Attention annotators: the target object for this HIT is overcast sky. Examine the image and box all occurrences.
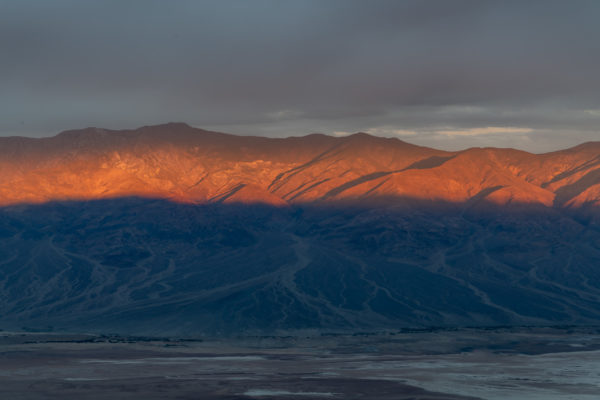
[1,0,599,152]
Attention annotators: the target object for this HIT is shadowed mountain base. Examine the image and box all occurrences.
[1,197,599,335]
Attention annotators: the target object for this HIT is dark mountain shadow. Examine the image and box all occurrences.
[1,196,599,336]
[403,155,456,170]
[210,183,246,203]
[320,155,456,200]
[542,156,600,188]
[322,172,394,199]
[462,186,505,213]
[553,168,600,207]
[268,144,346,192]
[288,178,331,201]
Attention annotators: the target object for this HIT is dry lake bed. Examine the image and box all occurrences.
[1,327,599,400]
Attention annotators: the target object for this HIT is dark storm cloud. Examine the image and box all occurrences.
[1,0,599,151]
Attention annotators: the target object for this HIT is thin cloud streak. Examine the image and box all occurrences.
[435,127,534,137]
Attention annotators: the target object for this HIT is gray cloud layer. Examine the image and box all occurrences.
[1,0,599,151]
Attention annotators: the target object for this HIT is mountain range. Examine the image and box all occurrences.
[1,122,599,209]
[1,123,600,335]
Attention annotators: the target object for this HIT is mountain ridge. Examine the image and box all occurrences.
[0,123,599,209]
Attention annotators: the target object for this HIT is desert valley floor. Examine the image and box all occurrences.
[1,327,599,400]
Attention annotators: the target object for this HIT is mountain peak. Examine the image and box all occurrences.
[350,131,372,137]
[345,132,380,142]
[138,122,193,131]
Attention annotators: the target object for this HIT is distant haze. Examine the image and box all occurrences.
[1,0,599,152]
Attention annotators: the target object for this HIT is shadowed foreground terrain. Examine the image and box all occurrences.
[1,198,600,334]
